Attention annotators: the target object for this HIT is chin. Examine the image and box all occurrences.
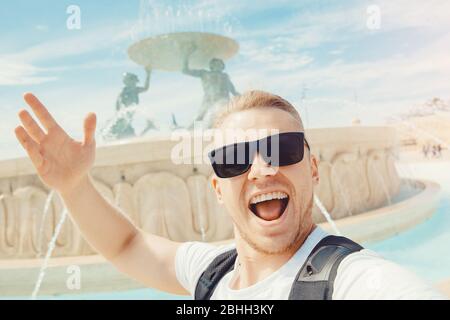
[246,231,299,255]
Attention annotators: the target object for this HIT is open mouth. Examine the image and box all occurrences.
[248,191,289,222]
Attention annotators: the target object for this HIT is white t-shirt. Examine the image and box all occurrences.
[175,227,445,299]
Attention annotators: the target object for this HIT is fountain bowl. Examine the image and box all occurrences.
[128,32,239,71]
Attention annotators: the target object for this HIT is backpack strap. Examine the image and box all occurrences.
[288,235,363,300]
[194,249,237,300]
[194,235,363,300]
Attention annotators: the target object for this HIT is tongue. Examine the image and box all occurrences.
[254,199,284,221]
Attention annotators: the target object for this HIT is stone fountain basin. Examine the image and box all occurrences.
[128,32,239,71]
[319,179,441,243]
[0,177,442,297]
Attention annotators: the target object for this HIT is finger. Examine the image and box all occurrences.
[18,109,46,143]
[83,112,97,146]
[23,93,58,131]
[14,126,45,170]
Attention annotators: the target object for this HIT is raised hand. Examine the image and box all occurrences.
[15,93,97,195]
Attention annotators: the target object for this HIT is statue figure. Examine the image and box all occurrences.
[110,66,156,139]
[182,45,239,126]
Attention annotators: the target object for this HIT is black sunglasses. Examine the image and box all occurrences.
[208,132,310,178]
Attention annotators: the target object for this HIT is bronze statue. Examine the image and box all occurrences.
[110,66,155,139]
[183,45,239,126]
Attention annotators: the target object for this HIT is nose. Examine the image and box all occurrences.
[247,152,278,181]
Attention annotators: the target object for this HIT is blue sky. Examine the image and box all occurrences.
[1,0,450,159]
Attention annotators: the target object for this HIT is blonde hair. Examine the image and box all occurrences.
[213,90,303,128]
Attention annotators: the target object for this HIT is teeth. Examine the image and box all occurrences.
[250,192,288,204]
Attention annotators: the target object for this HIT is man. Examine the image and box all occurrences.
[14,91,444,299]
[182,45,239,127]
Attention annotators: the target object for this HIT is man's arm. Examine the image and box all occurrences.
[61,175,187,294]
[14,93,188,295]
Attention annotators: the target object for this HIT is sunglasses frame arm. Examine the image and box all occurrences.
[304,138,311,151]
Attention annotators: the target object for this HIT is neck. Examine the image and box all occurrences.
[230,224,316,290]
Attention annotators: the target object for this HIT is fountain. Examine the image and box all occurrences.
[313,195,341,236]
[0,10,443,297]
[36,190,55,258]
[129,32,239,128]
[31,209,68,299]
[99,31,240,141]
[128,32,238,72]
[324,161,353,217]
[369,160,392,206]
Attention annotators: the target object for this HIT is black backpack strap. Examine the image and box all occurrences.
[194,249,237,300]
[194,235,363,300]
[288,235,364,300]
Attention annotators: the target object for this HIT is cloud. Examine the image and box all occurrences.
[225,0,450,126]
[1,22,134,86]
[11,25,132,63]
[0,57,57,86]
[240,41,314,72]
[375,0,450,31]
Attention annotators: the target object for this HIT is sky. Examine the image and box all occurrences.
[1,0,450,159]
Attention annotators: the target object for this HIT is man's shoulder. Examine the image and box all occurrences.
[178,241,235,258]
[334,249,445,299]
[175,241,236,296]
[337,248,410,280]
[176,241,236,274]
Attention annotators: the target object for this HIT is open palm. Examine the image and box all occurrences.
[15,93,97,194]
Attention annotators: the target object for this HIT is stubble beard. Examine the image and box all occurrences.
[235,195,314,256]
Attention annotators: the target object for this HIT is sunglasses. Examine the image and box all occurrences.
[208,132,310,178]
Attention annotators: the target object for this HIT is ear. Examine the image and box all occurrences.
[211,175,224,204]
[310,154,320,186]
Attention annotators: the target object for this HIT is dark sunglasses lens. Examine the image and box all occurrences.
[213,163,251,178]
[210,142,252,178]
[279,132,305,165]
[259,132,305,166]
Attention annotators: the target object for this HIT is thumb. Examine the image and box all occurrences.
[83,112,97,146]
